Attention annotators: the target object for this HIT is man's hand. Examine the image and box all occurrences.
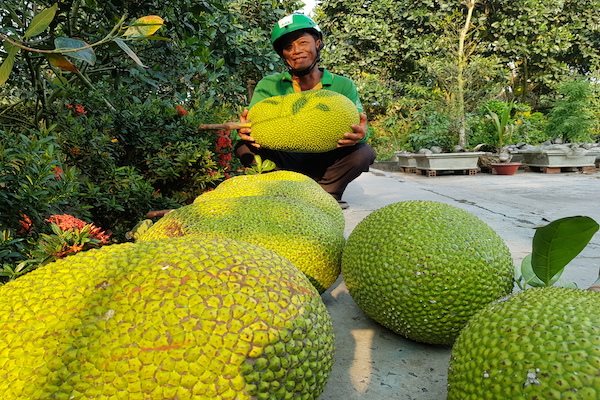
[338,113,367,147]
[238,108,260,148]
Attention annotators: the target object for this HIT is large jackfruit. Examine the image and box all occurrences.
[448,287,600,399]
[342,200,514,345]
[195,170,344,231]
[138,196,344,293]
[247,89,360,152]
[0,236,335,400]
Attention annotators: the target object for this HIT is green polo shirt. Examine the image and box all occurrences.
[248,68,367,142]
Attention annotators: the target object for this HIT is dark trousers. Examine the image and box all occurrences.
[235,142,376,200]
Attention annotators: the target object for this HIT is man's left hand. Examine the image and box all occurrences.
[338,113,368,147]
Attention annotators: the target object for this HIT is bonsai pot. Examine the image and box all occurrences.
[490,162,522,175]
[413,152,485,170]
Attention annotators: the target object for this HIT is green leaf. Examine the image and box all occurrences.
[54,37,96,66]
[531,216,599,285]
[0,43,19,86]
[24,3,58,38]
[520,254,559,287]
[113,38,147,68]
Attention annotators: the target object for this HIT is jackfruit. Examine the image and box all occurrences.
[195,170,344,231]
[138,195,344,293]
[0,236,335,400]
[247,89,360,152]
[342,200,514,345]
[448,287,600,399]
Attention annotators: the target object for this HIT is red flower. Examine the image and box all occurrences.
[18,213,33,235]
[74,104,87,116]
[218,152,232,168]
[175,105,188,116]
[52,166,64,180]
[88,225,111,244]
[215,135,232,152]
[66,103,87,116]
[47,214,111,244]
[47,214,87,231]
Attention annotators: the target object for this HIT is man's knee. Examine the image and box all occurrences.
[352,143,376,171]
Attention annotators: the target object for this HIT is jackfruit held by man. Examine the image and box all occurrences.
[247,89,360,152]
[138,195,345,293]
[0,236,335,400]
[448,287,600,400]
[342,200,514,345]
[194,170,344,231]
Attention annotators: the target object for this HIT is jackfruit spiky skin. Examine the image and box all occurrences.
[342,200,514,345]
[0,236,335,400]
[138,196,344,293]
[448,287,600,400]
[247,89,360,153]
[194,171,344,231]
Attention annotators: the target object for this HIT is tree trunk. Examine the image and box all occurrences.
[457,0,476,148]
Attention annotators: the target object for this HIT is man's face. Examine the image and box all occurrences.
[281,32,320,71]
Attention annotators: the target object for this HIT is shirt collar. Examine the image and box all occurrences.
[282,68,333,86]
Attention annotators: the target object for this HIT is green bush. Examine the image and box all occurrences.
[408,110,456,151]
[546,78,595,143]
[0,127,87,276]
[514,109,550,145]
[0,128,86,231]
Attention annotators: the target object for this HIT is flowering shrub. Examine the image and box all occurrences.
[34,214,111,264]
[215,129,234,173]
[66,103,87,116]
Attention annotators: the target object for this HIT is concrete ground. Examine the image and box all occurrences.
[319,167,600,400]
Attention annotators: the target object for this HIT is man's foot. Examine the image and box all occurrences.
[337,200,349,210]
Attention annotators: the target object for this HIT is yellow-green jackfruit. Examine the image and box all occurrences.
[247,89,359,152]
[195,170,344,231]
[342,200,514,345]
[138,195,344,293]
[0,236,335,400]
[448,287,600,399]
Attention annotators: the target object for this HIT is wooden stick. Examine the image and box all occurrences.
[146,209,174,218]
[198,122,250,131]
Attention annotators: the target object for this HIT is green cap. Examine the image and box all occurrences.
[270,14,322,50]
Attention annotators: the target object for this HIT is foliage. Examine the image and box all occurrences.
[33,214,111,265]
[408,109,456,151]
[0,127,86,232]
[0,0,301,281]
[512,107,550,145]
[545,78,595,143]
[245,155,276,175]
[516,216,599,289]
[317,0,600,103]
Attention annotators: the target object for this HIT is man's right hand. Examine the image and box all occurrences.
[238,109,260,148]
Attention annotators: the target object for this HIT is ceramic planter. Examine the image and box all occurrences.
[521,149,597,168]
[395,152,417,173]
[490,162,522,175]
[413,152,485,171]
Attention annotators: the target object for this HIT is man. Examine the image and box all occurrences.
[235,13,376,209]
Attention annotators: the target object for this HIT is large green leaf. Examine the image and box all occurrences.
[24,3,58,38]
[54,37,96,66]
[531,216,599,285]
[0,43,19,86]
[113,38,147,68]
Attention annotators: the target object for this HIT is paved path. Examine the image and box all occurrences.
[320,168,600,400]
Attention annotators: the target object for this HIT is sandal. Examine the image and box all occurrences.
[337,200,349,210]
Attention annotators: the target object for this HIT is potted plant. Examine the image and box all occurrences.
[480,101,522,175]
[520,78,599,172]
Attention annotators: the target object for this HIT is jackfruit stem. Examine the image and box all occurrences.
[199,122,251,131]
